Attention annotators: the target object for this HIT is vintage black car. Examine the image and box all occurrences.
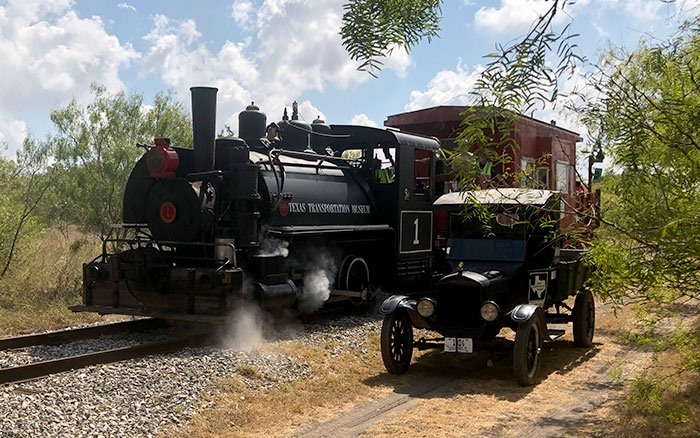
[379,188,594,386]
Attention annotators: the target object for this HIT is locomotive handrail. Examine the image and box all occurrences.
[267,224,391,235]
[270,148,361,170]
[269,148,285,211]
[186,170,223,180]
[98,232,240,268]
[284,119,351,139]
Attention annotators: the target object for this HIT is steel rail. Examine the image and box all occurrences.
[0,332,213,385]
[0,318,169,351]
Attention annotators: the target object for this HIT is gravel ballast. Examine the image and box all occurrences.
[0,313,381,437]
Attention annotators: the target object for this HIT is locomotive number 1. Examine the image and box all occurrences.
[400,211,432,254]
[413,218,420,245]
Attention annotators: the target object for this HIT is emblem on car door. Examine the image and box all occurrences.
[528,272,549,304]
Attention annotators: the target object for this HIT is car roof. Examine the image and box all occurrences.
[434,188,558,207]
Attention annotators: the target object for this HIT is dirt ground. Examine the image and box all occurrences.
[288,303,654,438]
[181,299,700,437]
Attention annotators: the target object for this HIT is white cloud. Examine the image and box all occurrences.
[0,0,138,157]
[142,15,260,130]
[596,0,663,21]
[376,44,412,78]
[231,0,255,28]
[0,0,138,110]
[251,0,370,90]
[0,116,28,158]
[474,0,587,34]
[349,114,378,127]
[141,1,412,133]
[405,61,482,111]
[296,100,326,125]
[475,0,556,33]
[117,3,136,12]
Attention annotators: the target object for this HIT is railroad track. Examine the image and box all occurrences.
[0,319,214,385]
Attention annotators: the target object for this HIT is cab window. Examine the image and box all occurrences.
[414,149,432,193]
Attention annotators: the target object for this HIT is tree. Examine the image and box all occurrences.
[47,85,192,231]
[0,137,53,276]
[575,22,700,304]
[341,0,443,76]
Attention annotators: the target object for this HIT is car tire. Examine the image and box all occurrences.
[380,311,414,374]
[573,289,595,348]
[513,313,544,386]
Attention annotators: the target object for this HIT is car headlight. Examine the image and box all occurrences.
[480,301,500,322]
[416,298,436,318]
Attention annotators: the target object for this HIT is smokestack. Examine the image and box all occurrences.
[190,86,218,172]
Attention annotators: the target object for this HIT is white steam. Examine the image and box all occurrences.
[257,236,289,258]
[298,250,338,313]
[221,303,267,351]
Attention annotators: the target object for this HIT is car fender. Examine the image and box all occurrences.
[510,303,544,324]
[379,295,413,315]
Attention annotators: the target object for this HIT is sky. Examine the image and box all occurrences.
[0,0,698,159]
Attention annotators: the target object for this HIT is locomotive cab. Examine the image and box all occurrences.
[326,126,438,289]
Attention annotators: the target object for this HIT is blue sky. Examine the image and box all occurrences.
[0,0,697,159]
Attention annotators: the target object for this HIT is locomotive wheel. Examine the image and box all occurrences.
[380,311,414,374]
[513,313,544,386]
[572,289,595,348]
[339,255,371,305]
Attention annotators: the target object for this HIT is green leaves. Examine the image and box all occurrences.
[579,23,700,303]
[46,84,191,232]
[340,0,442,76]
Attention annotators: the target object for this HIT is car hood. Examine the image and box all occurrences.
[438,261,524,289]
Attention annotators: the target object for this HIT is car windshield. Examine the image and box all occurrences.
[446,238,526,262]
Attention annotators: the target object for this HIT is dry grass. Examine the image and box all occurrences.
[172,334,393,437]
[173,299,700,437]
[0,227,112,335]
[601,306,700,437]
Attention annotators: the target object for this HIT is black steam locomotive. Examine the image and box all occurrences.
[75,87,440,320]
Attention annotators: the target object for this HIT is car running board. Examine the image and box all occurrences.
[547,328,566,341]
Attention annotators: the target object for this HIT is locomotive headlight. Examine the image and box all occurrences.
[480,301,500,322]
[416,298,436,318]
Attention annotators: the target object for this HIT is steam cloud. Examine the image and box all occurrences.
[298,249,338,313]
[257,234,289,258]
[221,302,267,351]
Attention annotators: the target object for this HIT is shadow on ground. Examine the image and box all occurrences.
[363,337,602,403]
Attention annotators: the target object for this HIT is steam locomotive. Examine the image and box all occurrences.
[75,87,440,321]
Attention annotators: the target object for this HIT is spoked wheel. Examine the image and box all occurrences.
[380,311,414,374]
[339,256,371,306]
[513,314,544,386]
[573,289,595,348]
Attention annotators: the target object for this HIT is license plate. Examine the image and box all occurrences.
[444,337,473,353]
